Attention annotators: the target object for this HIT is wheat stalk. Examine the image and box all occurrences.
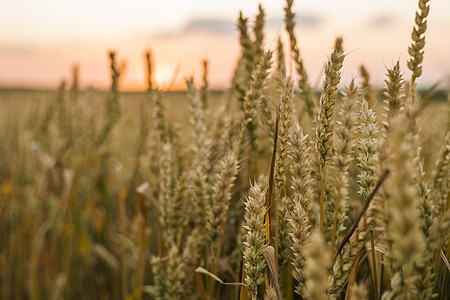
[316,36,345,235]
[243,181,267,300]
[407,0,431,105]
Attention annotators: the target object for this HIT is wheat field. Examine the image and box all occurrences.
[0,0,449,299]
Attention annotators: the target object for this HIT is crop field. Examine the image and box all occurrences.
[0,0,449,299]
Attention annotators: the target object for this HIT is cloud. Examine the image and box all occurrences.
[367,15,396,28]
[184,19,235,34]
[267,14,321,29]
[183,14,321,35]
[153,13,321,39]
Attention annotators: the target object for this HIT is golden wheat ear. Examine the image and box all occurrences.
[243,181,268,300]
[408,0,431,106]
[315,36,345,235]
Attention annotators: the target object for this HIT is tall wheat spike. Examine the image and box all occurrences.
[315,36,345,234]
[408,0,431,105]
[243,181,267,300]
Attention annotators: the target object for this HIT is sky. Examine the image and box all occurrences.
[0,0,449,91]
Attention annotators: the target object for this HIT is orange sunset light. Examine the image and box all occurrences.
[1,0,450,91]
